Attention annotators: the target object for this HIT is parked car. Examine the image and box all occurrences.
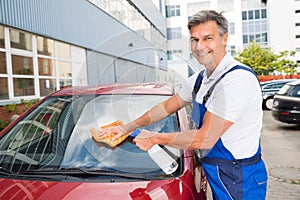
[271,80,300,125]
[0,83,207,200]
[260,79,297,110]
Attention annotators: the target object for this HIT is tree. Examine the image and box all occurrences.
[235,42,298,75]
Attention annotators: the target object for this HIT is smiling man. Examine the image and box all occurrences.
[101,10,268,199]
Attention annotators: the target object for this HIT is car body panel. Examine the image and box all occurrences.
[260,79,297,110]
[271,80,300,124]
[0,83,207,199]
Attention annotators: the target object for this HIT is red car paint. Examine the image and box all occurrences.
[0,83,207,200]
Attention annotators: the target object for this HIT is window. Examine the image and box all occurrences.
[167,27,182,40]
[229,23,235,35]
[255,10,260,19]
[248,10,254,20]
[243,35,248,44]
[37,37,54,57]
[0,25,86,101]
[0,78,9,99]
[261,9,267,18]
[242,11,247,20]
[0,52,6,74]
[13,78,34,96]
[0,25,4,48]
[10,28,32,51]
[12,55,34,75]
[167,49,182,60]
[166,5,180,18]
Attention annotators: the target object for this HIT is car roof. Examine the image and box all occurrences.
[51,83,174,96]
[260,79,297,85]
[286,79,300,86]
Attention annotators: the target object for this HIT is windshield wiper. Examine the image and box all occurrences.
[0,167,80,181]
[24,167,161,181]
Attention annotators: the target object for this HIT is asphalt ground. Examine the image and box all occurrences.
[261,110,300,200]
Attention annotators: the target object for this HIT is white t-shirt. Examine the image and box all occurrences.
[178,53,263,159]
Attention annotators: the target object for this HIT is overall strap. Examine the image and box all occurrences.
[202,65,258,105]
[192,70,205,100]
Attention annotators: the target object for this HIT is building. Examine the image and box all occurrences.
[0,0,168,104]
[165,0,300,83]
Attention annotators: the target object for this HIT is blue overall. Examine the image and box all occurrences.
[192,66,268,200]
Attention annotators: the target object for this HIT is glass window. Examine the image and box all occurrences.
[58,61,72,78]
[57,42,71,59]
[249,34,254,42]
[166,5,180,18]
[248,10,254,20]
[13,78,35,96]
[0,78,9,100]
[242,22,248,33]
[38,58,55,76]
[0,52,7,74]
[255,10,260,19]
[242,11,247,20]
[37,36,54,56]
[0,25,4,48]
[262,33,268,42]
[255,21,261,32]
[256,34,261,43]
[167,27,182,40]
[229,22,235,35]
[10,29,32,51]
[243,35,248,44]
[12,55,34,75]
[39,79,57,96]
[59,79,72,88]
[248,21,254,33]
[261,9,267,18]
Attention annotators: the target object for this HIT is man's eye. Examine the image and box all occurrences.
[191,38,198,43]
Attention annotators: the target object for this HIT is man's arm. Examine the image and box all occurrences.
[133,110,233,151]
[100,93,190,140]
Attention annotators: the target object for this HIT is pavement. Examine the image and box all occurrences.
[261,111,300,200]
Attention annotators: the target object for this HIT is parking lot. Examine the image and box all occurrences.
[261,110,300,199]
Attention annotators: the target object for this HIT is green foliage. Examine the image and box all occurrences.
[0,119,9,132]
[3,103,19,112]
[235,42,298,75]
[21,98,40,111]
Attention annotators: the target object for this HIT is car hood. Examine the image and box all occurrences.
[0,171,202,200]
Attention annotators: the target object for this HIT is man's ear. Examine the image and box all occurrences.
[222,32,228,46]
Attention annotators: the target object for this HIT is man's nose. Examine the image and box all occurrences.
[195,41,205,51]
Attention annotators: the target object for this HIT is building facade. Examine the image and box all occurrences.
[0,0,167,104]
[165,0,299,83]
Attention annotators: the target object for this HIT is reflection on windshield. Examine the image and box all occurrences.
[61,95,181,174]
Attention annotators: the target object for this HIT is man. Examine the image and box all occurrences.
[102,10,268,199]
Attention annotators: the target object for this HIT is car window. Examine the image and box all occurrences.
[290,85,300,97]
[61,94,181,174]
[277,84,292,95]
[275,82,287,89]
[263,83,275,90]
[0,97,71,173]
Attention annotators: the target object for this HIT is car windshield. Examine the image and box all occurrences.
[0,94,182,177]
[277,84,300,97]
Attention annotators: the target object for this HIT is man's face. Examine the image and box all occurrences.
[190,21,228,70]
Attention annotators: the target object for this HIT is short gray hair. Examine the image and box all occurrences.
[187,10,228,36]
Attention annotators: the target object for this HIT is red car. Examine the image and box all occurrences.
[0,83,207,199]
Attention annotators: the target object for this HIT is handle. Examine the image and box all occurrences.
[130,129,140,138]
